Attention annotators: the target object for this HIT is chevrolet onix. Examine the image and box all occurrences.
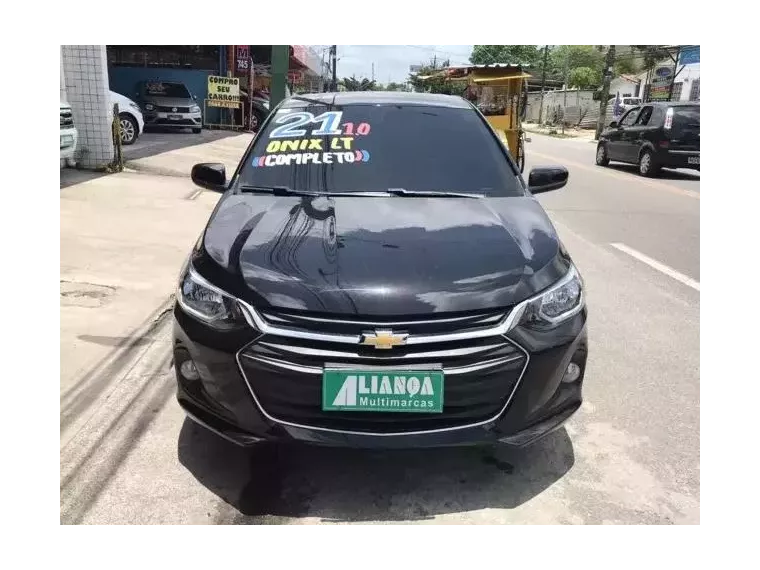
[174,92,588,449]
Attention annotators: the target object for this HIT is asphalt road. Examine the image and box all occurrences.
[60,133,700,524]
[122,128,241,162]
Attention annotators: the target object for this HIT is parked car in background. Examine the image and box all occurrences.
[596,102,700,176]
[136,81,202,134]
[110,90,144,146]
[60,101,77,167]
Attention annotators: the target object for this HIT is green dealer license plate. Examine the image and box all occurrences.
[322,369,444,413]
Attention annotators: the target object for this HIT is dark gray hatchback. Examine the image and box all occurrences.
[596,102,700,176]
[173,91,588,449]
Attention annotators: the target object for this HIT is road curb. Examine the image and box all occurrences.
[124,162,190,178]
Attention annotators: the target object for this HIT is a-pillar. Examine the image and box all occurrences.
[60,45,114,169]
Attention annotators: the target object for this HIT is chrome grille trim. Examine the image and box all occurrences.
[239,300,514,346]
[255,340,509,360]
[259,310,505,328]
[243,353,524,376]
[234,334,530,437]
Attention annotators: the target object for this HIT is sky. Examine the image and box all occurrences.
[330,45,474,85]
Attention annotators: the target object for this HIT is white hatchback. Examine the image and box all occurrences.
[111,90,144,145]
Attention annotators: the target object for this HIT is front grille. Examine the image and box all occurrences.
[238,309,528,433]
[157,105,190,113]
[152,118,197,126]
[60,109,73,129]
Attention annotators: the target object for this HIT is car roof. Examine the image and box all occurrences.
[646,101,699,107]
[281,91,472,109]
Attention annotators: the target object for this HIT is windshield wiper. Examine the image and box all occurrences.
[291,95,342,109]
[386,188,484,198]
[238,184,324,197]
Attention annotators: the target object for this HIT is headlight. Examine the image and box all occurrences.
[145,103,154,111]
[190,105,201,113]
[506,264,584,330]
[177,265,247,329]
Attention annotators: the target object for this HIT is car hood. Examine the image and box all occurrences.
[201,194,567,315]
[142,96,194,107]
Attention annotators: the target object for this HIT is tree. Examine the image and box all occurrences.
[630,45,673,71]
[615,46,643,75]
[550,45,604,76]
[340,75,378,91]
[385,81,406,92]
[568,67,601,89]
[470,45,543,67]
[408,58,465,95]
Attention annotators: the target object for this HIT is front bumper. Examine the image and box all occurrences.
[60,127,77,160]
[172,303,588,449]
[143,111,202,129]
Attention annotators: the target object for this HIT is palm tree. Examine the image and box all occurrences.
[340,75,378,91]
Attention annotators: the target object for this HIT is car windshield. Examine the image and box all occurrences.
[237,102,523,197]
[143,82,190,98]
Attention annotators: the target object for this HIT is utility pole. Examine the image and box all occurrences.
[537,44,550,125]
[270,45,289,109]
[595,45,615,140]
[562,53,569,135]
[667,46,682,102]
[371,62,375,82]
[330,45,337,91]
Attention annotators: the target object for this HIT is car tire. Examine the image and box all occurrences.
[638,149,660,177]
[192,128,202,134]
[595,143,610,166]
[250,109,265,132]
[118,113,138,145]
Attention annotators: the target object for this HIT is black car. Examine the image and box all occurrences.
[596,102,700,176]
[173,92,588,449]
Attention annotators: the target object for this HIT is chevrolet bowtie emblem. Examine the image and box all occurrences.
[360,330,408,350]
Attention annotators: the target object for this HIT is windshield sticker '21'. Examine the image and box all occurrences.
[269,111,371,138]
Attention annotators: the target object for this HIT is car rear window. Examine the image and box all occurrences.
[672,106,700,128]
[143,82,190,98]
[238,102,523,197]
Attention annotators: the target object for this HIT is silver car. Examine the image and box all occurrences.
[137,81,202,133]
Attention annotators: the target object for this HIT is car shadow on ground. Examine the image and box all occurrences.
[177,418,575,523]
[606,163,700,182]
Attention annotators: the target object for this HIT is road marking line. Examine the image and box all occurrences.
[186,188,203,200]
[609,243,700,291]
[529,150,700,199]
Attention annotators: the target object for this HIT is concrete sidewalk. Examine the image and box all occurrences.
[60,134,250,447]
[125,133,253,178]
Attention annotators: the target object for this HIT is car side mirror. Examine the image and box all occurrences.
[191,163,226,193]
[528,166,569,194]
[609,120,618,128]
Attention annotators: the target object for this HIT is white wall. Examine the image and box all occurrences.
[61,45,114,169]
[610,77,640,98]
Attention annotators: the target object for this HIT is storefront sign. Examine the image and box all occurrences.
[649,66,674,101]
[207,75,240,108]
[236,46,250,73]
[680,46,700,65]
